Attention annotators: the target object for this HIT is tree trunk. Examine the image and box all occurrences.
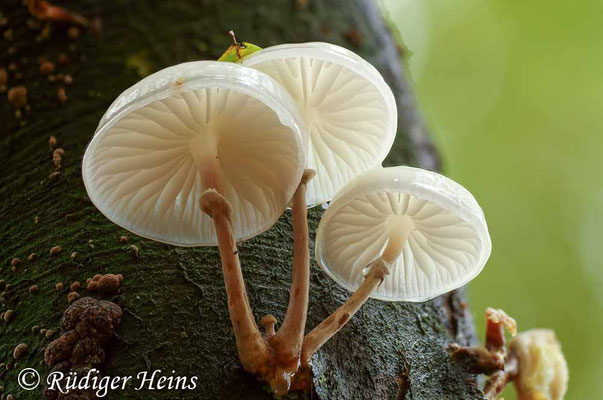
[0,0,484,398]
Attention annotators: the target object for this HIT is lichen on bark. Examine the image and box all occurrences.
[0,0,484,398]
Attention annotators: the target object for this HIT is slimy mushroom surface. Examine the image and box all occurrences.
[242,43,397,206]
[83,61,306,246]
[315,166,491,301]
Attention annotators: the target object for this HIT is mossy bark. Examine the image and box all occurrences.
[0,0,484,398]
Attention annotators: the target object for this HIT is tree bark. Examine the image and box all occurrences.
[0,0,484,398]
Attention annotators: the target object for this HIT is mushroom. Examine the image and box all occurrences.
[302,166,491,365]
[82,61,306,246]
[83,60,311,394]
[242,42,397,205]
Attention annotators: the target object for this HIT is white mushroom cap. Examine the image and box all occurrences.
[83,61,306,246]
[242,42,397,206]
[315,166,491,302]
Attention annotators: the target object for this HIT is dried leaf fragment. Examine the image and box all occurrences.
[28,0,89,27]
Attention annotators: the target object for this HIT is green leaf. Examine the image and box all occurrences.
[218,42,262,63]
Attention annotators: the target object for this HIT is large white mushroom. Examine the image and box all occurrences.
[82,60,311,394]
[301,166,491,364]
[241,42,398,206]
[83,61,306,246]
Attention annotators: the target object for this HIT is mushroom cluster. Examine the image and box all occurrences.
[81,33,562,397]
[44,297,122,400]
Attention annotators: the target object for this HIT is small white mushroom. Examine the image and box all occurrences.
[302,166,491,363]
[242,43,397,206]
[315,166,491,302]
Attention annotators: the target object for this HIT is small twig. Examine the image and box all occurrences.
[124,308,144,323]
[228,30,239,46]
[483,356,518,399]
[450,308,516,375]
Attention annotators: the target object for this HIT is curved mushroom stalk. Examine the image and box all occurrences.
[269,169,316,360]
[300,259,389,364]
[199,171,316,397]
[300,229,406,366]
[199,189,269,372]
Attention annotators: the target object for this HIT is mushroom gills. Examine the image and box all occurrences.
[242,43,398,206]
[86,87,302,245]
[321,190,485,302]
[257,56,390,205]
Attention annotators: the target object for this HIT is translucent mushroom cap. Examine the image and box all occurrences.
[242,42,397,206]
[315,166,491,302]
[83,61,306,246]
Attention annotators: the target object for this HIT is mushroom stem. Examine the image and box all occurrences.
[271,170,315,360]
[300,258,390,365]
[382,215,414,264]
[192,134,223,193]
[300,224,411,365]
[199,189,269,372]
[260,314,278,338]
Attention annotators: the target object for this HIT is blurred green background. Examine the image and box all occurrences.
[380,1,603,398]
